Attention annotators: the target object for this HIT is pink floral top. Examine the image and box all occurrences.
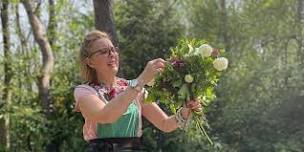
[74,78,145,141]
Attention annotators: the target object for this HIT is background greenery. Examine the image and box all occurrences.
[0,0,303,151]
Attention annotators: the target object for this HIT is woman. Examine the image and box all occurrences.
[74,30,202,152]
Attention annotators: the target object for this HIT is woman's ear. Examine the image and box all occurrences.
[84,57,95,69]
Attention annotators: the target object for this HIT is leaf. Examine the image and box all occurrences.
[172,80,182,88]
[178,83,190,102]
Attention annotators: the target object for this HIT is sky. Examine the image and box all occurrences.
[0,0,93,56]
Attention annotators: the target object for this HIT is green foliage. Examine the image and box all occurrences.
[115,0,184,78]
[184,0,304,151]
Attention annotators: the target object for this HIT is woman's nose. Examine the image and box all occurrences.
[108,47,117,57]
[108,49,115,57]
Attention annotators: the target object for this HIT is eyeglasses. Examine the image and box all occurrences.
[88,47,119,58]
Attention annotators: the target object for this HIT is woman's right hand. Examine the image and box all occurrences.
[137,58,166,85]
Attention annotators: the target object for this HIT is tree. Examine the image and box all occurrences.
[0,0,12,150]
[115,0,183,78]
[22,0,54,118]
[1,0,303,151]
[22,0,56,151]
[184,0,304,151]
[93,0,118,46]
[47,0,56,47]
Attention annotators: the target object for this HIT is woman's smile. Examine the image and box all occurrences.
[107,59,118,67]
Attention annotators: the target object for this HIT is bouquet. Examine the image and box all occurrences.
[146,39,228,145]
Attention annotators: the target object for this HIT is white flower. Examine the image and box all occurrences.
[147,79,155,86]
[185,44,195,57]
[213,57,228,71]
[187,48,200,57]
[198,44,213,57]
[189,48,201,56]
[184,74,194,83]
[193,48,200,56]
[188,44,194,53]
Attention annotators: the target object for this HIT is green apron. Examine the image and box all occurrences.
[97,101,139,138]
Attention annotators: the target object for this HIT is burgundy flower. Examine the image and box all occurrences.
[108,88,117,99]
[170,58,186,70]
[211,48,220,57]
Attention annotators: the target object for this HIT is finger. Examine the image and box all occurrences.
[151,64,164,73]
[193,107,203,112]
[186,100,198,107]
[190,104,202,110]
[156,67,164,73]
[154,58,166,62]
[188,103,201,109]
[153,58,166,65]
[186,101,194,108]
[186,103,196,108]
[154,61,165,69]
[192,101,200,107]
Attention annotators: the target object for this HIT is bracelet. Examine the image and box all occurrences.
[129,79,144,93]
[175,108,191,130]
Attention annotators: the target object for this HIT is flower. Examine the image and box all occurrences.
[188,44,194,53]
[185,44,196,57]
[170,58,186,71]
[211,48,220,57]
[147,39,227,145]
[194,48,200,56]
[147,79,155,86]
[198,44,213,57]
[213,57,228,71]
[184,74,194,83]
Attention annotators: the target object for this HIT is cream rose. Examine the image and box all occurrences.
[184,74,194,83]
[198,44,213,57]
[213,57,228,71]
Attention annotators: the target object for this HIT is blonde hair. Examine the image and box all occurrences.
[79,30,110,83]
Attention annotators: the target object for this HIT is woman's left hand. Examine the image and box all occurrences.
[181,99,202,120]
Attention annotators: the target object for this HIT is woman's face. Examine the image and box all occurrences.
[88,38,119,75]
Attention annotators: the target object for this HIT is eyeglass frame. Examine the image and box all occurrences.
[87,46,119,58]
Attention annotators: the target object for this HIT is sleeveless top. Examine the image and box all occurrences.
[74,78,145,141]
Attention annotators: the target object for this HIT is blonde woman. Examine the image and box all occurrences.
[74,30,202,152]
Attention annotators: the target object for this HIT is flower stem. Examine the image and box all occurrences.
[195,116,213,145]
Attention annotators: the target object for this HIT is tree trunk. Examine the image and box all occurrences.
[0,0,12,150]
[16,4,29,54]
[16,3,33,93]
[47,0,56,47]
[93,0,118,46]
[92,0,124,76]
[22,1,57,151]
[22,0,54,117]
